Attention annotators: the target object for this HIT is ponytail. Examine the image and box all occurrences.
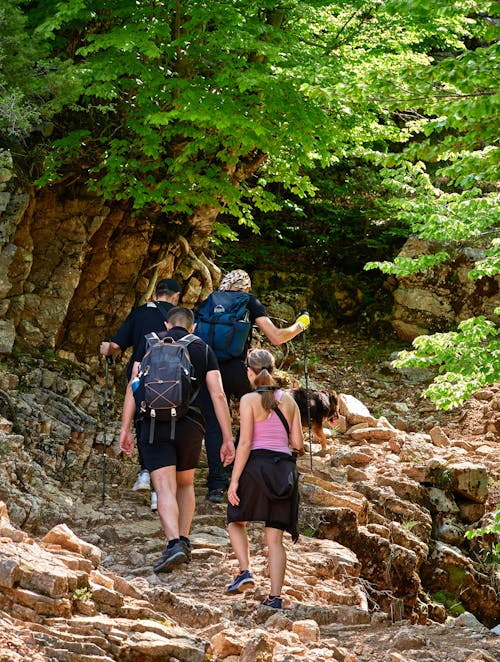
[254,370,277,411]
[246,348,277,412]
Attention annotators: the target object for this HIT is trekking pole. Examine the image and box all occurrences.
[102,354,112,505]
[302,322,313,472]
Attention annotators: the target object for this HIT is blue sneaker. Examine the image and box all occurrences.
[261,595,282,609]
[226,570,255,594]
[153,541,188,573]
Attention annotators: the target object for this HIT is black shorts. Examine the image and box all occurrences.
[137,410,205,472]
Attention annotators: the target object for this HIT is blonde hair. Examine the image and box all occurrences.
[247,349,276,411]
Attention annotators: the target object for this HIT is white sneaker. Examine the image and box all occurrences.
[150,491,158,512]
[133,470,151,491]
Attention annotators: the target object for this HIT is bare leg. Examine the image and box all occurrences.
[265,527,285,596]
[176,469,196,538]
[228,521,251,571]
[151,466,179,540]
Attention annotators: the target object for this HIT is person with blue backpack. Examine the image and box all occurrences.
[194,269,310,503]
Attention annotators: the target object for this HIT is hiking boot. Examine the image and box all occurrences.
[205,489,225,504]
[133,470,151,491]
[261,595,282,609]
[226,570,255,594]
[150,490,158,512]
[153,541,188,573]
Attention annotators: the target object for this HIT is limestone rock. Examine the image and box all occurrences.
[338,394,377,426]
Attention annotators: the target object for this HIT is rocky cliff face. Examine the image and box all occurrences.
[1,164,498,364]
[390,238,500,342]
[0,168,220,365]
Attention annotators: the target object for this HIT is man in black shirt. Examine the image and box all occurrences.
[119,307,235,573]
[100,278,181,505]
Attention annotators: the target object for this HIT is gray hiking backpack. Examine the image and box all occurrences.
[133,333,199,442]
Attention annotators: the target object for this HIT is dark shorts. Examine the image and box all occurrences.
[137,410,205,472]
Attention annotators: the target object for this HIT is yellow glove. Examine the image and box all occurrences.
[295,311,310,331]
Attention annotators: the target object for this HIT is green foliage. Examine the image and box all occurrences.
[465,504,500,562]
[362,2,499,408]
[71,586,93,602]
[25,0,493,222]
[366,252,450,276]
[0,0,79,139]
[469,239,500,280]
[0,438,11,458]
[433,590,466,617]
[0,0,46,136]
[394,317,500,409]
[33,0,345,215]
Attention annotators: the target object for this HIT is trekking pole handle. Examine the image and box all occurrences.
[296,309,310,332]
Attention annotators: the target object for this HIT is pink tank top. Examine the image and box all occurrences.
[251,390,291,454]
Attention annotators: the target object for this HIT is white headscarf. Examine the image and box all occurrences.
[219,269,252,291]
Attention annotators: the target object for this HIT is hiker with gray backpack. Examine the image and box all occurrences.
[119,307,235,573]
[194,269,310,504]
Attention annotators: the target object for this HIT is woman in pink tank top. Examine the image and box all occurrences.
[225,349,304,609]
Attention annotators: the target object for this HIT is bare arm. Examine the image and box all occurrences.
[254,315,305,346]
[227,394,254,506]
[118,361,139,457]
[286,395,304,454]
[205,370,235,465]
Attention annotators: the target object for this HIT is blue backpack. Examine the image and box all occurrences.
[194,291,251,361]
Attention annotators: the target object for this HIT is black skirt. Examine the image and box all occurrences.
[227,449,300,542]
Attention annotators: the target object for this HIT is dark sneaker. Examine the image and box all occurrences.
[261,595,282,609]
[153,541,188,573]
[205,489,225,504]
[226,570,255,594]
[180,537,192,561]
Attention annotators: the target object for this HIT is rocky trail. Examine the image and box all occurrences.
[0,330,499,661]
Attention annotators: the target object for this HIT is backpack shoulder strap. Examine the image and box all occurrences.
[273,405,290,437]
[177,332,197,344]
[178,333,209,368]
[144,331,162,351]
[153,301,170,322]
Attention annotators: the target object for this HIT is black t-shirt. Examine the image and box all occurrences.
[111,301,174,377]
[246,293,268,323]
